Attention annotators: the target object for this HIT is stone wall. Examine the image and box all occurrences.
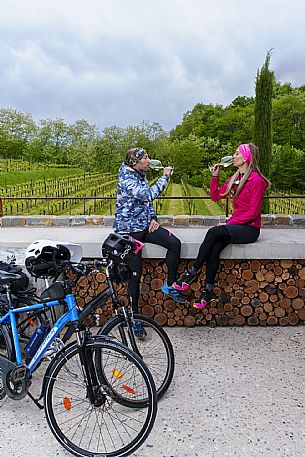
[1,214,305,227]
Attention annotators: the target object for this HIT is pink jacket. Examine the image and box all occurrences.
[210,172,268,228]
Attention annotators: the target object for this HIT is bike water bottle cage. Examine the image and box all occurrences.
[101,233,145,264]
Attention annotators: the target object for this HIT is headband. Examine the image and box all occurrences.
[238,144,252,164]
[125,148,147,167]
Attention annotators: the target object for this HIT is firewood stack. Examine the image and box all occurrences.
[72,259,305,327]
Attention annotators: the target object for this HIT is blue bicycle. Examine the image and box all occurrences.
[0,271,157,457]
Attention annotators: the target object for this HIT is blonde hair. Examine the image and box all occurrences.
[220,144,270,201]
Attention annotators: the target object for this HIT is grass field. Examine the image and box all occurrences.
[157,182,224,216]
[188,184,224,215]
[160,182,189,215]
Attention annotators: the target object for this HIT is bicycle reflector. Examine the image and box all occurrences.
[63,396,72,411]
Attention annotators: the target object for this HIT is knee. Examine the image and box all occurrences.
[205,225,224,241]
[169,235,181,252]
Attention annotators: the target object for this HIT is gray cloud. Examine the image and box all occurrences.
[0,0,305,131]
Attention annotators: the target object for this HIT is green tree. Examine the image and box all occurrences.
[0,108,37,158]
[273,92,305,149]
[170,103,224,141]
[253,51,274,213]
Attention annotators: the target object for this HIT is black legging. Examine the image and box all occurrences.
[194,224,260,285]
[128,226,181,312]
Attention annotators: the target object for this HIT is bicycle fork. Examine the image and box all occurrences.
[75,331,106,407]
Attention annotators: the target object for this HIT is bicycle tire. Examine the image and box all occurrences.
[0,324,15,400]
[44,338,157,457]
[98,314,175,402]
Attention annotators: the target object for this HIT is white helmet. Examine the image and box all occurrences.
[25,239,83,278]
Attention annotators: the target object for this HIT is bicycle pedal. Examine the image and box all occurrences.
[11,366,27,382]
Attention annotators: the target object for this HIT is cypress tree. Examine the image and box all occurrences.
[253,50,274,213]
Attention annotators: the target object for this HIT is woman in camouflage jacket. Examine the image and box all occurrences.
[113,148,186,321]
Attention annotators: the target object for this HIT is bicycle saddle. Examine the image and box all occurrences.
[0,271,22,286]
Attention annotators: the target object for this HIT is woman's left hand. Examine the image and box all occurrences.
[149,219,160,232]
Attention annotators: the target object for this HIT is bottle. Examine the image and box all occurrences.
[24,322,49,358]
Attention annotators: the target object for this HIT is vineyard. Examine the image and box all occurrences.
[0,159,304,216]
[0,159,118,216]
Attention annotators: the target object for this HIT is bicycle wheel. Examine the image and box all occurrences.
[0,324,15,400]
[98,314,175,401]
[44,338,157,457]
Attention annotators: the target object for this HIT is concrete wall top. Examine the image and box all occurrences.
[1,222,305,262]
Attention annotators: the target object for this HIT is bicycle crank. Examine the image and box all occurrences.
[0,356,31,400]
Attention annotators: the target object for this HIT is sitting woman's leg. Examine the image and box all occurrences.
[193,241,229,308]
[173,225,231,290]
[145,227,185,303]
[127,250,143,313]
[194,224,260,308]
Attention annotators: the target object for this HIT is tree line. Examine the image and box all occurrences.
[1,78,305,192]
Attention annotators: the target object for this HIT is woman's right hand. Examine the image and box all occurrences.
[212,164,220,177]
[163,166,173,177]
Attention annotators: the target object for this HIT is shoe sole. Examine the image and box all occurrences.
[172,282,189,291]
[173,274,196,291]
[193,298,217,309]
[162,288,187,304]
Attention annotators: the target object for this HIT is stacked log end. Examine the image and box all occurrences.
[71,259,305,327]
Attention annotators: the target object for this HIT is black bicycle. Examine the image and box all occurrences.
[4,234,175,402]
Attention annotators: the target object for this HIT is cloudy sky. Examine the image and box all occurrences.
[0,0,304,132]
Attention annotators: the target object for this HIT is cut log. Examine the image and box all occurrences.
[151,279,163,290]
[288,313,299,325]
[265,271,275,283]
[250,260,261,272]
[280,260,293,269]
[292,298,304,310]
[217,315,229,326]
[184,315,196,327]
[244,280,259,294]
[263,303,273,313]
[267,316,278,325]
[234,315,246,326]
[154,313,167,326]
[297,308,305,321]
[274,307,285,318]
[284,286,298,299]
[298,267,305,280]
[279,317,289,325]
[242,270,253,280]
[142,304,154,317]
[241,305,252,317]
[258,292,269,303]
[247,316,259,326]
[251,298,261,308]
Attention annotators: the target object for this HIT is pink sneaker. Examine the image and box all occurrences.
[193,299,208,309]
[172,281,189,291]
[172,269,197,291]
[193,291,216,309]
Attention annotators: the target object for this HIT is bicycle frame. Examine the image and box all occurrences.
[0,293,79,373]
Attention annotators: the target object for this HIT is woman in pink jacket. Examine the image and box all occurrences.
[173,143,269,308]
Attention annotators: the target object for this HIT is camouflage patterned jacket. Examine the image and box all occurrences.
[113,163,169,233]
